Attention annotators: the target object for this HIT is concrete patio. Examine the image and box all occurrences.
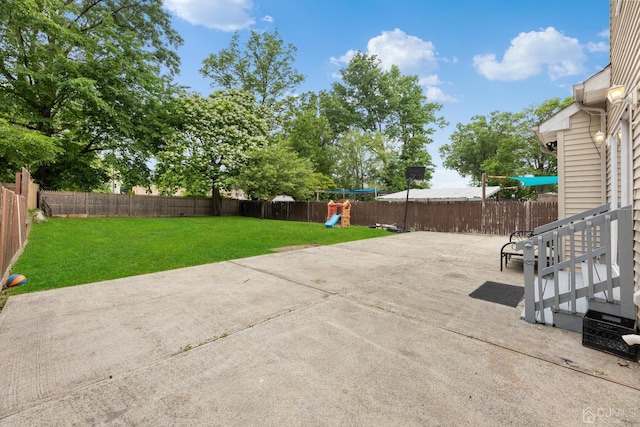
[0,231,639,425]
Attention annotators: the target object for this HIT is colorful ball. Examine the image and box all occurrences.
[6,274,27,288]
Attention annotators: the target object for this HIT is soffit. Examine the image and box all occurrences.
[573,66,610,106]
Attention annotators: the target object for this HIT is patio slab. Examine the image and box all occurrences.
[0,262,326,416]
[0,231,639,425]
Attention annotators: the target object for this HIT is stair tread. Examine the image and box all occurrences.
[528,264,621,324]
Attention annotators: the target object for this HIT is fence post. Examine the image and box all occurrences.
[0,184,29,282]
[0,188,9,275]
[14,171,21,195]
[485,202,488,234]
[618,207,635,319]
[20,168,29,199]
[522,239,536,323]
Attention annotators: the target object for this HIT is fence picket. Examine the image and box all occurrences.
[0,169,31,285]
[36,192,557,235]
[239,200,557,235]
[39,191,240,217]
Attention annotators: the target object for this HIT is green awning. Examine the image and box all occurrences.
[509,176,558,187]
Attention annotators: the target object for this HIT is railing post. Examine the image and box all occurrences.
[523,240,536,323]
[618,207,635,319]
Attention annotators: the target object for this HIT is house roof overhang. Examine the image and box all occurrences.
[534,65,610,154]
[533,103,581,154]
[573,65,610,106]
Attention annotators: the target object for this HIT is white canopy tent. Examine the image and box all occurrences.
[269,195,295,202]
[376,187,501,202]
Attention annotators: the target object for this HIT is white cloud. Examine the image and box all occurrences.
[163,0,255,31]
[366,28,438,72]
[329,49,358,66]
[261,15,274,23]
[473,27,586,81]
[330,29,457,102]
[587,29,609,52]
[587,41,608,52]
[330,30,439,72]
[419,75,442,86]
[425,86,458,103]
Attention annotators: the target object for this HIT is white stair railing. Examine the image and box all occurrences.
[519,206,634,326]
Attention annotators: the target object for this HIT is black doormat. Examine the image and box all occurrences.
[469,281,524,308]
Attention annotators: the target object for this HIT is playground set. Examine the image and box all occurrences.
[325,199,351,228]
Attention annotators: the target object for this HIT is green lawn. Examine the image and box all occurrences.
[5,216,389,296]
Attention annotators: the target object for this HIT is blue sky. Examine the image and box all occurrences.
[162,0,609,188]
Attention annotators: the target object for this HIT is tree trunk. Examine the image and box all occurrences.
[212,182,221,216]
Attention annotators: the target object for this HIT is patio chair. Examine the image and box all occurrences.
[500,204,611,272]
[500,230,534,271]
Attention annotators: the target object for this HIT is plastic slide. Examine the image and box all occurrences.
[325,213,341,228]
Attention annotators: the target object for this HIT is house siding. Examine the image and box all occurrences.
[605,138,622,205]
[611,0,640,321]
[560,112,603,218]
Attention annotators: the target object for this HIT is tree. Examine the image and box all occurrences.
[519,98,570,175]
[439,97,570,197]
[333,130,386,189]
[385,67,446,167]
[0,119,60,182]
[235,142,315,201]
[278,92,337,176]
[440,112,516,183]
[313,173,337,193]
[326,53,391,133]
[154,90,270,214]
[0,0,182,189]
[200,29,304,110]
[324,52,446,188]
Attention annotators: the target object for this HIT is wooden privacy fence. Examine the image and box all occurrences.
[40,191,240,217]
[36,190,557,235]
[1,169,32,285]
[240,200,558,235]
[0,182,39,210]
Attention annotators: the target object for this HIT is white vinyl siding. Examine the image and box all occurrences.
[559,112,603,218]
[605,138,622,205]
[611,0,640,320]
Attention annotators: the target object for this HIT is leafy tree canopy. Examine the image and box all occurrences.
[278,92,337,177]
[439,97,571,197]
[234,142,315,201]
[323,52,446,189]
[154,90,270,212]
[0,0,182,189]
[200,29,304,111]
[0,119,61,182]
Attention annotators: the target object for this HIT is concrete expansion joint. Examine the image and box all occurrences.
[344,295,640,393]
[228,260,338,295]
[339,244,427,262]
[0,302,328,422]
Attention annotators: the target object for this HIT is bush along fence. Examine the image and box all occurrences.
[39,191,240,217]
[240,199,558,236]
[0,169,33,287]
